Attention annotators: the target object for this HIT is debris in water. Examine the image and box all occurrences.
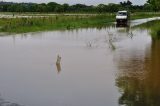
[56,55,61,73]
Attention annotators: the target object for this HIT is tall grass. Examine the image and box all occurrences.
[131,12,160,20]
[135,20,160,39]
[0,12,160,33]
[150,21,160,39]
[0,14,115,33]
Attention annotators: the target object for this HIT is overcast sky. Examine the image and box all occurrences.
[4,0,147,5]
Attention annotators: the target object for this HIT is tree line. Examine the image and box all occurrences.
[0,0,159,13]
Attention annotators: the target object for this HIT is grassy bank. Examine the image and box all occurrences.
[149,21,160,39]
[135,20,160,39]
[130,12,160,20]
[0,14,115,33]
[0,12,160,33]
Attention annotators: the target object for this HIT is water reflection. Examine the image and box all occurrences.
[0,95,23,106]
[116,23,129,28]
[116,39,160,106]
[0,18,159,106]
[56,63,61,73]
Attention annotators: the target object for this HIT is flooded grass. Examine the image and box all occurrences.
[0,12,159,33]
[0,14,115,33]
[135,20,160,39]
[150,21,160,39]
[0,19,159,106]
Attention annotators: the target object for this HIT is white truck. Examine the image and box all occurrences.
[116,11,129,25]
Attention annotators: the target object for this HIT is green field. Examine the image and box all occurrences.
[0,12,160,33]
[0,14,115,33]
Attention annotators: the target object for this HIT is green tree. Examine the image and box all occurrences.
[62,3,69,12]
[143,3,153,11]
[147,0,160,11]
[47,2,60,12]
[28,4,38,12]
[97,4,107,13]
[107,3,120,12]
[120,0,132,11]
[36,3,47,12]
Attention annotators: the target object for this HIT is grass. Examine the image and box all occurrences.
[135,20,160,39]
[149,21,160,39]
[0,14,115,33]
[130,12,160,20]
[0,12,160,33]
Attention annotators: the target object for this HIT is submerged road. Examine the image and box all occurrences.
[0,17,159,106]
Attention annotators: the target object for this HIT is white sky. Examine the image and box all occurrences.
[4,0,147,5]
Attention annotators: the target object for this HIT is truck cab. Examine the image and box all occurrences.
[116,11,129,26]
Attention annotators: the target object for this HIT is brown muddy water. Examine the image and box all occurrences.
[0,18,160,106]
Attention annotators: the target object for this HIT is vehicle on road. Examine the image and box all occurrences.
[116,10,129,26]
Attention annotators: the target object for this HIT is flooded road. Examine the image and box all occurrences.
[0,18,160,106]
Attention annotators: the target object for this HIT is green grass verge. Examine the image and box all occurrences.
[0,14,115,33]
[130,12,160,20]
[135,20,160,39]
[0,12,160,33]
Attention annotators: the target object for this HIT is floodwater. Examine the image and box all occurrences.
[0,18,160,106]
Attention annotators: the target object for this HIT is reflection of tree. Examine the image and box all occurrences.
[116,39,160,106]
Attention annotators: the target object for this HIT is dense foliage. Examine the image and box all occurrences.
[147,0,160,11]
[0,0,158,13]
